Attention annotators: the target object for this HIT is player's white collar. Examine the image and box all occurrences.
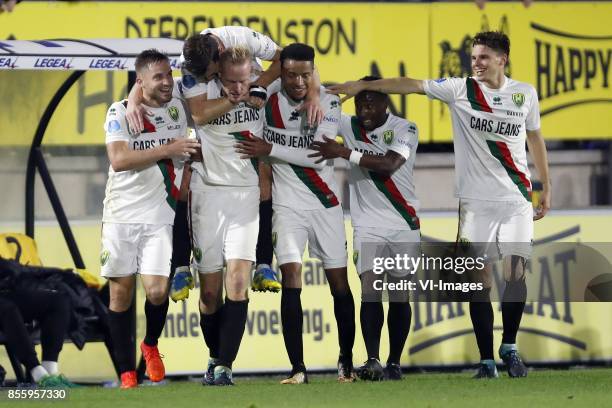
[368,113,392,134]
[477,75,509,92]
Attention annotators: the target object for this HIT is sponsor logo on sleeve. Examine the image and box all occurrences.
[182,74,197,89]
[108,120,121,132]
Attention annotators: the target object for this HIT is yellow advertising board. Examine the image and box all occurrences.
[0,2,430,146]
[1,210,611,379]
[430,2,612,141]
[1,2,610,145]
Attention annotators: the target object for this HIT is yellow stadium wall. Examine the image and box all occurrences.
[0,2,610,146]
[1,210,611,380]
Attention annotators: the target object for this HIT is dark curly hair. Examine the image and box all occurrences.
[472,31,510,56]
[182,33,221,79]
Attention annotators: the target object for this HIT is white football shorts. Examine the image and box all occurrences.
[458,198,533,259]
[353,226,421,277]
[190,186,259,273]
[273,204,347,269]
[100,222,173,278]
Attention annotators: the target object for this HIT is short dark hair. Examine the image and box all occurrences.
[135,49,169,73]
[280,43,315,67]
[357,75,387,100]
[182,34,221,78]
[472,31,510,56]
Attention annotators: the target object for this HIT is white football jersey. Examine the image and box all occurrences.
[264,86,342,210]
[188,78,264,189]
[180,26,279,99]
[339,113,420,230]
[424,76,540,202]
[103,99,189,224]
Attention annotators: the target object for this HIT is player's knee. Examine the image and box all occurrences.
[280,268,301,288]
[504,255,527,282]
[109,288,133,312]
[200,288,221,307]
[225,286,248,301]
[145,286,168,305]
[360,271,381,302]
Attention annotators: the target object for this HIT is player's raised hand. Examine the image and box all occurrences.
[235,138,272,159]
[126,103,153,135]
[298,97,324,126]
[533,184,551,221]
[165,138,201,159]
[308,136,349,163]
[326,81,366,104]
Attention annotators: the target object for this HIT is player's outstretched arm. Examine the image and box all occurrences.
[327,77,426,103]
[252,49,282,89]
[187,89,249,126]
[126,82,153,134]
[235,138,326,169]
[310,136,405,176]
[107,139,201,172]
[526,128,551,220]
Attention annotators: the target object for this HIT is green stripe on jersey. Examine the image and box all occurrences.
[157,159,178,209]
[486,140,532,202]
[370,172,419,229]
[290,165,339,208]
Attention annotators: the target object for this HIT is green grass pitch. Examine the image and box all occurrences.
[4,369,611,407]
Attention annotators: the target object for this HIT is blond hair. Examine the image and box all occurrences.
[219,46,252,69]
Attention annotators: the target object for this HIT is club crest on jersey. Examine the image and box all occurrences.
[168,106,179,122]
[383,130,394,144]
[512,93,525,108]
[100,249,110,266]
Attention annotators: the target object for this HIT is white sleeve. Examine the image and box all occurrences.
[337,114,351,146]
[104,102,130,144]
[243,27,279,61]
[314,93,341,142]
[388,121,418,160]
[267,78,282,96]
[423,77,462,104]
[172,77,184,100]
[525,86,541,131]
[179,70,207,99]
